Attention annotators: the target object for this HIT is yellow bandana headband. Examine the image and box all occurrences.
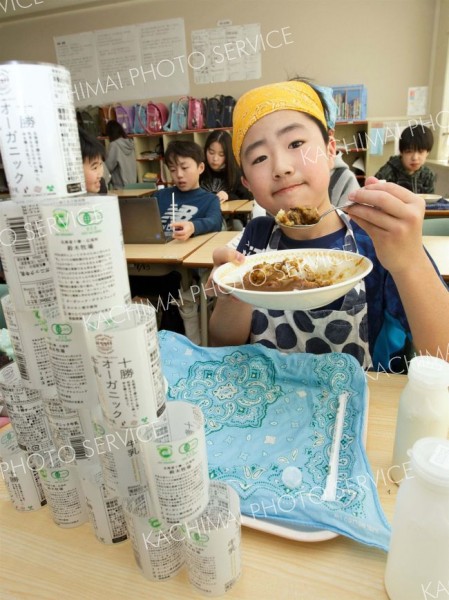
[232,81,327,165]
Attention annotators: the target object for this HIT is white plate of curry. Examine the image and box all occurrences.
[213,248,373,311]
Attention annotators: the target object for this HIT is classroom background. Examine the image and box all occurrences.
[0,0,448,191]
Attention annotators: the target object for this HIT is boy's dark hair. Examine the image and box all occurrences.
[164,140,204,167]
[399,125,434,153]
[202,130,239,189]
[78,126,106,162]
[105,119,128,142]
[288,76,330,144]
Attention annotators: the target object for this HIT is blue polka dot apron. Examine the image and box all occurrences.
[250,212,371,369]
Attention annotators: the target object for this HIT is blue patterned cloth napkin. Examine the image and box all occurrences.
[159,331,390,551]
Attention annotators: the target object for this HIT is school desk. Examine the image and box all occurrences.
[220,199,253,215]
[423,235,449,283]
[111,188,156,198]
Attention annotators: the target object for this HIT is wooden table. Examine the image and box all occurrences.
[425,209,449,218]
[0,373,405,599]
[220,199,253,215]
[182,231,242,268]
[423,235,449,283]
[111,188,156,198]
[125,233,217,314]
[125,233,217,265]
[234,200,254,215]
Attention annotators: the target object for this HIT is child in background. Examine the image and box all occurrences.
[375,125,435,193]
[105,120,137,189]
[78,126,109,193]
[200,130,251,202]
[208,80,449,371]
[155,140,222,240]
[132,141,221,343]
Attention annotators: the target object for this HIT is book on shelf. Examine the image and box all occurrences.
[331,85,367,122]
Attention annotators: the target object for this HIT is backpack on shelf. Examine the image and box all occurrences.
[140,101,169,133]
[76,105,103,137]
[203,96,223,128]
[187,97,205,130]
[163,98,188,132]
[133,104,147,134]
[114,104,135,134]
[220,95,237,127]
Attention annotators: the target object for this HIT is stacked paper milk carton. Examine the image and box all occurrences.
[0,62,240,595]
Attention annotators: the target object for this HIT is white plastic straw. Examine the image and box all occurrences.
[171,192,175,226]
[321,391,349,502]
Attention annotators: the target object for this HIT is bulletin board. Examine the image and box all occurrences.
[54,18,190,105]
[191,23,261,84]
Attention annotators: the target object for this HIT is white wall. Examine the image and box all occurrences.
[0,0,440,117]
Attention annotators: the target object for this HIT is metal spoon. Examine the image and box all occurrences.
[274,203,354,229]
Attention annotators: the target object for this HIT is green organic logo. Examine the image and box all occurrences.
[51,323,72,336]
[76,210,103,226]
[93,422,105,436]
[53,209,70,230]
[190,532,209,545]
[158,445,172,459]
[148,518,162,529]
[1,431,14,444]
[51,469,69,480]
[179,438,198,454]
[40,469,48,479]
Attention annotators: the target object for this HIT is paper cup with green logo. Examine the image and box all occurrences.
[38,196,131,322]
[77,460,128,545]
[0,362,53,453]
[123,492,185,581]
[37,455,88,528]
[183,481,242,596]
[45,316,99,409]
[84,303,166,429]
[0,62,85,199]
[1,296,56,392]
[0,425,46,511]
[138,401,209,525]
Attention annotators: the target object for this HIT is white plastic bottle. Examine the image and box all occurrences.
[384,437,449,600]
[390,356,449,484]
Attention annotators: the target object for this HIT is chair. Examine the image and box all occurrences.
[422,218,449,236]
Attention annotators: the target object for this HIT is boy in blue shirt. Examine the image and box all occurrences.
[208,80,449,371]
[155,140,222,239]
[132,141,221,342]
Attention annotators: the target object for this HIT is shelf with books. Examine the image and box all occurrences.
[132,127,232,184]
[331,86,367,123]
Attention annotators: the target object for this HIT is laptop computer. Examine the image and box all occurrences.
[118,196,171,244]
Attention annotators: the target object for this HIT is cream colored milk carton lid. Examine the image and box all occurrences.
[410,437,449,488]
